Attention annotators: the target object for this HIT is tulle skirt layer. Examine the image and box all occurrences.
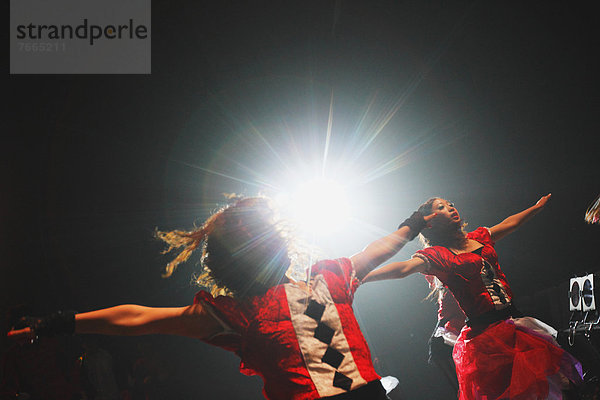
[453,317,583,400]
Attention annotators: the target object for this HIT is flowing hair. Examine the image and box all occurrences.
[156,211,220,278]
[585,194,600,224]
[424,275,448,302]
[156,196,294,298]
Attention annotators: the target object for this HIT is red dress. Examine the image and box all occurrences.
[415,228,583,400]
[194,258,381,400]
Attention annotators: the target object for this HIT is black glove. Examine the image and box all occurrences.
[397,211,427,240]
[18,310,76,337]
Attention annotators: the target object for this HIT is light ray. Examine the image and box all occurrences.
[346,3,472,169]
[245,120,292,175]
[322,90,334,177]
[355,119,470,185]
[212,94,292,174]
[167,158,268,189]
[210,149,281,190]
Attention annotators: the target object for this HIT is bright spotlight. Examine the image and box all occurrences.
[282,178,351,236]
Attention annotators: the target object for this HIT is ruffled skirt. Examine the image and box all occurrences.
[453,317,583,400]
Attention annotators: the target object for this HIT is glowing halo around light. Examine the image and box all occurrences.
[276,178,352,236]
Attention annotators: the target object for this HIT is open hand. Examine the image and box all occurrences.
[535,193,552,209]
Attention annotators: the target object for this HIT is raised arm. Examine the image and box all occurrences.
[351,212,436,280]
[489,193,551,242]
[8,303,222,342]
[362,257,428,283]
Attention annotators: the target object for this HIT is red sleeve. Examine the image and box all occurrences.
[415,246,453,275]
[311,258,360,303]
[467,227,495,247]
[193,291,247,353]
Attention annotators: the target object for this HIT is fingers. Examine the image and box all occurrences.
[535,193,552,209]
[538,193,552,204]
[423,212,438,222]
[7,327,34,340]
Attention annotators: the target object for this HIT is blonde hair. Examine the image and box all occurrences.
[156,212,219,278]
[424,276,447,302]
[585,194,600,224]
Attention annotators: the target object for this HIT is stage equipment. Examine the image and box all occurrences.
[567,274,599,347]
[569,276,584,311]
[569,273,598,312]
[558,273,600,387]
[581,273,597,312]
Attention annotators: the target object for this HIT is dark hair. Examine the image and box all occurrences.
[417,197,467,248]
[156,197,291,298]
[417,197,437,217]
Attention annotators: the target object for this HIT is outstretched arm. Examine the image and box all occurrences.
[8,303,222,341]
[489,193,551,242]
[76,304,221,338]
[351,213,436,280]
[362,257,428,283]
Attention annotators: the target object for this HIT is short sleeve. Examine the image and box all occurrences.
[414,247,452,275]
[311,258,360,302]
[194,291,247,353]
[467,227,495,246]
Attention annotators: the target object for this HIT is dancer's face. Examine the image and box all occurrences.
[428,198,461,229]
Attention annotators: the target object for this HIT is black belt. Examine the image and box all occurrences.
[465,304,523,328]
[321,380,388,400]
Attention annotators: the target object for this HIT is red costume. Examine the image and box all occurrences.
[194,258,383,400]
[415,227,583,400]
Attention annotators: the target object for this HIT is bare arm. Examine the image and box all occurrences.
[362,257,428,283]
[350,226,413,280]
[350,213,436,280]
[489,194,551,242]
[8,303,222,341]
[75,304,222,339]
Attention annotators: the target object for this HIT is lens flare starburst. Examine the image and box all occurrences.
[281,178,351,236]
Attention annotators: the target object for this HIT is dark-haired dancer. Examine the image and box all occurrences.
[364,194,583,399]
[8,196,434,400]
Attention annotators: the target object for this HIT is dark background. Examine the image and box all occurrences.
[4,1,599,399]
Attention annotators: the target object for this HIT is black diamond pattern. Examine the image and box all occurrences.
[314,322,335,344]
[305,299,325,321]
[302,298,352,391]
[322,347,344,369]
[333,371,353,391]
